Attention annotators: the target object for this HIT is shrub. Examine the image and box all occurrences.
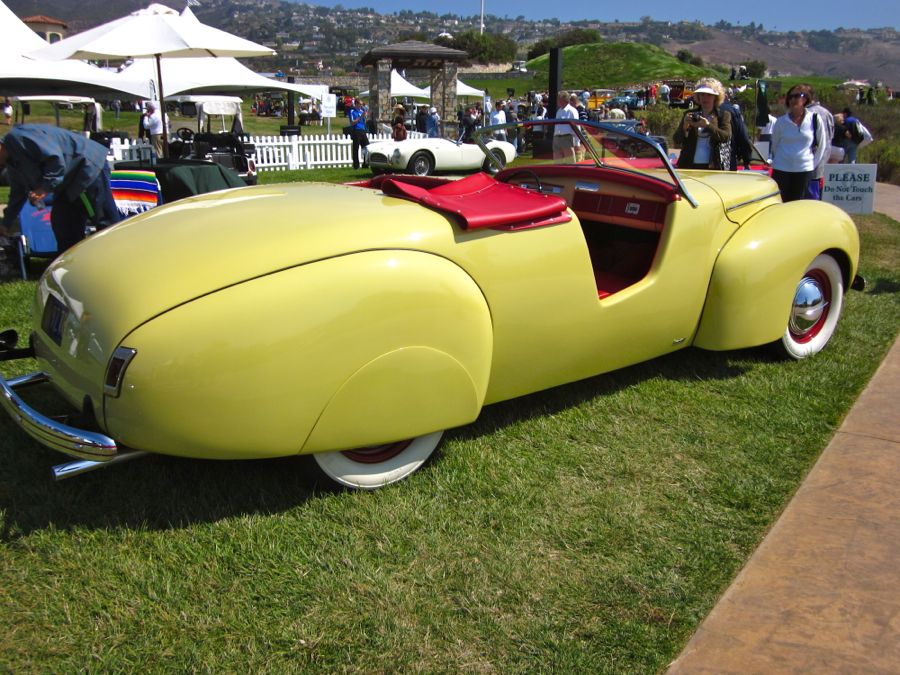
[642,105,687,144]
[860,140,900,184]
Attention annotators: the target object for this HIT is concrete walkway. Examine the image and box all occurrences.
[668,186,900,673]
[668,337,900,674]
[874,181,900,221]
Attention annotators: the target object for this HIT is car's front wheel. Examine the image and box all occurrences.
[313,431,444,489]
[483,148,506,174]
[777,253,845,359]
[407,151,434,176]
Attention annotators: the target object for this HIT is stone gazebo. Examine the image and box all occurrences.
[359,41,468,138]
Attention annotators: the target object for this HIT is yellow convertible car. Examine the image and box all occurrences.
[0,120,861,489]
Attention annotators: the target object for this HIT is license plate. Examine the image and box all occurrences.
[41,295,68,346]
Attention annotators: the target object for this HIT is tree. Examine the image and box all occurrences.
[676,49,693,63]
[441,30,517,65]
[807,30,841,53]
[398,30,428,42]
[745,60,766,77]
[555,28,602,48]
[527,38,554,60]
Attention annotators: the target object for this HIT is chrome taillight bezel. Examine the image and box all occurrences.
[104,347,137,398]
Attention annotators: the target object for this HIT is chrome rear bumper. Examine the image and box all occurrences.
[0,370,117,460]
[1,370,149,479]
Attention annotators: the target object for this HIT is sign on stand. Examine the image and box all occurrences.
[822,164,877,214]
[322,93,337,134]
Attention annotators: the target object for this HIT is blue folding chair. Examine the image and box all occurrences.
[16,194,58,279]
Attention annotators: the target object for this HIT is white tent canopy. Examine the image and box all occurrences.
[360,69,429,99]
[0,0,146,97]
[423,79,485,98]
[115,56,328,100]
[4,0,49,53]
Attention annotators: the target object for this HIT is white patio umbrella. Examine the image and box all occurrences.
[35,3,274,154]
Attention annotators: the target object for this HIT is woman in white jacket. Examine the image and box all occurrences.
[770,84,828,202]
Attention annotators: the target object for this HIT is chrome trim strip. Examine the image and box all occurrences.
[726,191,782,213]
[0,371,118,460]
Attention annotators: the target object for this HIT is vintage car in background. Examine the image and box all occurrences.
[366,135,517,176]
[665,80,696,108]
[606,91,642,110]
[586,89,618,110]
[0,120,860,490]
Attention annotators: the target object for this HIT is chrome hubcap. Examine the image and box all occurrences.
[789,275,829,337]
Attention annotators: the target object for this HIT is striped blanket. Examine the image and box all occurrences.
[110,170,162,216]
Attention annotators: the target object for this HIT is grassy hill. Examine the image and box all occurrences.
[464,42,720,96]
[530,42,717,89]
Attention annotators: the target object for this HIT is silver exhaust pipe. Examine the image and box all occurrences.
[52,450,149,481]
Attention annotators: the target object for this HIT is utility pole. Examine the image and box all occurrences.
[480,0,485,35]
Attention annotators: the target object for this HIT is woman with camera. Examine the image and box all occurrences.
[673,77,732,170]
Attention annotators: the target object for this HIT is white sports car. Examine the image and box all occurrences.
[366,136,517,176]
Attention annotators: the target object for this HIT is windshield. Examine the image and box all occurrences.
[472,119,696,206]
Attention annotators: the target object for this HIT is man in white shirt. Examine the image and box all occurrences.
[489,101,507,141]
[142,102,165,158]
[553,91,579,162]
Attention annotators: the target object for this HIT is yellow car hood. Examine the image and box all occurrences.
[41,182,455,347]
[680,170,782,223]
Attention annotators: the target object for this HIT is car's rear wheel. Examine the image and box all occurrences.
[777,253,844,359]
[483,148,507,174]
[407,151,434,176]
[313,431,444,489]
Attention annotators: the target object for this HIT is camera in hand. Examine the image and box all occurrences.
[691,112,701,121]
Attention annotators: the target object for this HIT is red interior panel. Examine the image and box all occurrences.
[572,192,668,225]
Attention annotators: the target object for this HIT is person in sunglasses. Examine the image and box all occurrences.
[769,84,828,202]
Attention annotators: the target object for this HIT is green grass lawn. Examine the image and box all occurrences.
[0,195,897,670]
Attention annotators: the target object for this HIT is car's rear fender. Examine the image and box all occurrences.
[693,200,859,351]
[105,250,493,459]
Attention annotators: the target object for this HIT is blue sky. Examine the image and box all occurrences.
[306,0,897,33]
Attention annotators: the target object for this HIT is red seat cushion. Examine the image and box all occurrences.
[381,173,571,230]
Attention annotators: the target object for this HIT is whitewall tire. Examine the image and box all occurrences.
[778,253,844,359]
[313,431,444,490]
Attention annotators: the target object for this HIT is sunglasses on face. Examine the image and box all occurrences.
[788,93,807,101]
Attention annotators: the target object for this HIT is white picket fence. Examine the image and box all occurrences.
[108,130,426,172]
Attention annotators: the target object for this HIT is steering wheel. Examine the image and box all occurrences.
[497,168,543,194]
[175,127,195,141]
